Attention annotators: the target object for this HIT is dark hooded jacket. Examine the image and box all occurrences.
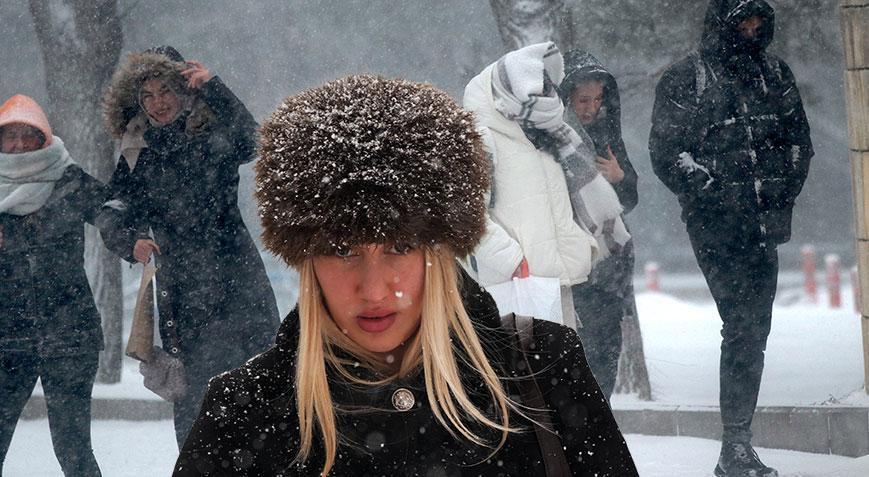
[1,166,111,356]
[561,50,638,214]
[173,272,638,477]
[649,0,813,245]
[560,50,637,300]
[102,50,279,370]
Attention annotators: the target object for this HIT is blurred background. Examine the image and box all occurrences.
[0,0,849,278]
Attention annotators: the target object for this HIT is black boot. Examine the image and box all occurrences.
[714,441,779,477]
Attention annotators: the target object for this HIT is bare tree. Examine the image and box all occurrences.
[615,302,651,399]
[489,0,575,51]
[28,0,124,382]
[490,0,652,400]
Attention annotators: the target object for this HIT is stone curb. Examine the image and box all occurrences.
[613,406,869,458]
[21,396,172,422]
[21,397,869,457]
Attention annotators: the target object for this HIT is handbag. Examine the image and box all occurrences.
[140,345,188,402]
[126,261,157,362]
[486,276,563,325]
[126,260,188,402]
[501,313,572,476]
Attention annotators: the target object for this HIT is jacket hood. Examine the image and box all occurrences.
[0,95,53,148]
[700,0,775,60]
[102,51,191,139]
[463,64,530,142]
[558,49,621,132]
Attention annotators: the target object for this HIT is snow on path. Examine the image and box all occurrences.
[613,289,866,409]
[625,434,867,477]
[4,419,865,476]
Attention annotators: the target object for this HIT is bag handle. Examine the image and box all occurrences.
[500,313,572,476]
[126,261,157,362]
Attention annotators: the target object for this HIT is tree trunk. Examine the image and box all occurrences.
[839,0,869,393]
[29,0,124,383]
[489,0,575,51]
[490,0,652,400]
[615,300,652,400]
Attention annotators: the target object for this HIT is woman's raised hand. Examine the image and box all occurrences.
[181,60,213,89]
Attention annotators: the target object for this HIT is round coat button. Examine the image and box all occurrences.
[391,388,415,412]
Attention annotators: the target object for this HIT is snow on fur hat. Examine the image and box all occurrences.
[256,75,490,267]
[102,50,190,139]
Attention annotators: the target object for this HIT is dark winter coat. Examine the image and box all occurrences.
[561,50,637,302]
[649,0,813,246]
[0,165,109,356]
[174,272,638,476]
[103,76,279,368]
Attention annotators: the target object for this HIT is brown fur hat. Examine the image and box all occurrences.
[102,52,191,139]
[256,75,490,267]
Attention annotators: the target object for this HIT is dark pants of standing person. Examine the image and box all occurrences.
[171,310,267,448]
[571,283,623,400]
[688,232,778,444]
[0,352,101,477]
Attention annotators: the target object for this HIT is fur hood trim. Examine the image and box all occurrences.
[102,52,191,139]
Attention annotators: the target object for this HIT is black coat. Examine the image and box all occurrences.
[0,165,109,356]
[561,50,637,302]
[174,274,638,476]
[104,77,279,369]
[561,49,638,216]
[649,0,813,246]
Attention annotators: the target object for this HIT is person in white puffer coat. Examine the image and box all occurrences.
[464,43,620,328]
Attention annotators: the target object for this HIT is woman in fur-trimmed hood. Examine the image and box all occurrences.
[101,45,279,448]
[173,75,637,476]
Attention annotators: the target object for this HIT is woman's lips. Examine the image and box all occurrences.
[356,312,397,333]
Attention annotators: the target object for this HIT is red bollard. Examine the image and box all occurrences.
[853,266,861,314]
[825,254,841,309]
[801,245,817,303]
[644,262,660,292]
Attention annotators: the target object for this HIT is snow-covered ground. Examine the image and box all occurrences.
[614,285,868,409]
[5,420,868,476]
[10,274,869,475]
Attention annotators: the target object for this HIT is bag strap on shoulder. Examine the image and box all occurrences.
[500,313,572,476]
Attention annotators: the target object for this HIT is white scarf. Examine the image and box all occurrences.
[490,42,630,258]
[0,136,74,215]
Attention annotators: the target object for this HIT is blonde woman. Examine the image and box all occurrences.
[173,75,637,476]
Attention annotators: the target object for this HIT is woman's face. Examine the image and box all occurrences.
[139,78,181,125]
[570,79,605,126]
[312,243,425,356]
[1,124,44,154]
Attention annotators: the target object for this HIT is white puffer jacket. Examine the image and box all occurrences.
[464,64,598,287]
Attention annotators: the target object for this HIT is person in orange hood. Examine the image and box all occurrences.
[0,94,118,476]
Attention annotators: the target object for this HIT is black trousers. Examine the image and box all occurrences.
[571,283,623,400]
[171,314,272,448]
[0,351,101,477]
[688,232,778,444]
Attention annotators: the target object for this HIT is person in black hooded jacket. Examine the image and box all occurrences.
[173,75,638,477]
[650,1,813,476]
[101,46,280,447]
[559,50,639,401]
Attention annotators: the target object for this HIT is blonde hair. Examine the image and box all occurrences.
[294,246,517,475]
